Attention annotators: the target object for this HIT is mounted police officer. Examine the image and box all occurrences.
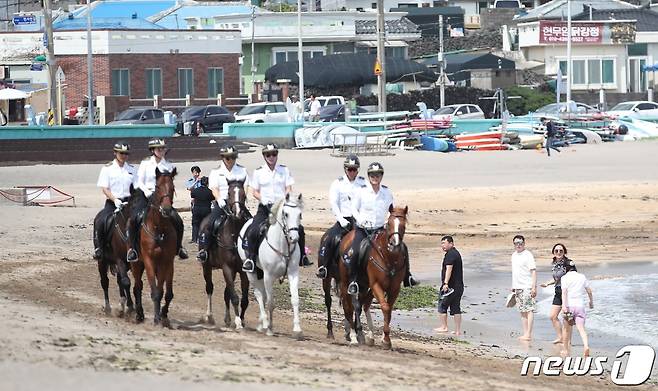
[125,138,188,262]
[316,154,365,279]
[241,143,311,273]
[196,145,249,263]
[93,141,135,260]
[345,162,417,295]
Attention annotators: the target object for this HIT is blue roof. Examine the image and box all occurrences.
[53,17,165,30]
[154,5,253,29]
[87,0,176,19]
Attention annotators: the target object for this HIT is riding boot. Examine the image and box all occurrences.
[173,211,188,260]
[196,232,209,263]
[346,252,359,296]
[126,217,138,263]
[92,226,103,260]
[402,244,419,287]
[298,225,313,267]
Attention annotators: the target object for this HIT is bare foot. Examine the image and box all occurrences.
[434,327,449,333]
[551,338,562,344]
[560,350,568,358]
[518,335,532,341]
[583,347,590,357]
[452,331,462,336]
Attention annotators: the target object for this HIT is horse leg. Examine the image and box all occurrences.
[223,266,241,329]
[262,273,276,336]
[288,268,303,340]
[238,271,249,329]
[98,261,111,315]
[221,266,233,327]
[251,276,267,333]
[160,266,174,329]
[132,264,145,323]
[340,289,358,345]
[121,262,135,316]
[364,292,375,346]
[142,256,162,325]
[115,272,127,317]
[353,294,365,344]
[371,282,393,349]
[202,263,215,325]
[323,277,334,339]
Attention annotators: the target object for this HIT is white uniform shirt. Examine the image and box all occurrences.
[208,162,249,201]
[329,174,366,221]
[511,250,536,290]
[96,159,136,199]
[561,271,591,308]
[352,183,394,229]
[136,156,175,197]
[250,164,294,206]
[310,100,322,116]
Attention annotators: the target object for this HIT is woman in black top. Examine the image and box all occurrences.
[190,176,214,243]
[540,243,573,344]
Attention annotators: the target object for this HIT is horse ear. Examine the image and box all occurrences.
[286,193,290,201]
[297,193,302,201]
[155,167,161,178]
[388,204,394,213]
[404,205,408,214]
[172,167,177,177]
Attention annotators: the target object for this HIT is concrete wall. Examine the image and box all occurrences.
[470,68,516,89]
[0,188,26,206]
[479,8,517,31]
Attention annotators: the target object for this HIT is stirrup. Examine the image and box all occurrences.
[178,247,189,260]
[316,266,327,279]
[197,249,208,263]
[347,281,359,295]
[300,255,313,267]
[404,275,420,288]
[127,249,138,263]
[93,248,102,260]
[242,259,255,273]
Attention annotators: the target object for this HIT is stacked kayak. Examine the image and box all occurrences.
[420,135,454,152]
[453,131,507,150]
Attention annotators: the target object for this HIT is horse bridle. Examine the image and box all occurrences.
[265,202,300,262]
[386,213,407,248]
[150,186,175,217]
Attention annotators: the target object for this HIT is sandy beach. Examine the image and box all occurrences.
[1,140,657,389]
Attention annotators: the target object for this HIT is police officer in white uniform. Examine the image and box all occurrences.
[345,162,417,295]
[316,154,366,279]
[126,138,188,262]
[196,145,249,263]
[93,141,136,260]
[242,143,311,272]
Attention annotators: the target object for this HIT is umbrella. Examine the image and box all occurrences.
[0,88,29,100]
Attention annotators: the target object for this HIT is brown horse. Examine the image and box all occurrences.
[199,180,251,328]
[95,199,134,316]
[337,205,409,348]
[130,167,178,326]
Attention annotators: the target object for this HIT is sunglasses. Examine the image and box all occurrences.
[117,152,129,156]
[346,168,358,172]
[223,156,236,161]
[264,152,278,158]
[368,173,382,178]
[553,249,564,254]
[513,241,524,246]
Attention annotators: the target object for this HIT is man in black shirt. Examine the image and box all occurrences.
[190,176,214,244]
[541,117,561,157]
[435,235,464,336]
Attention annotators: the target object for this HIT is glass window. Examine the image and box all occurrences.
[178,68,194,98]
[208,68,224,98]
[152,110,163,118]
[288,51,298,62]
[602,60,614,84]
[111,69,130,96]
[145,68,161,98]
[274,104,287,113]
[303,51,312,59]
[142,110,154,120]
[559,60,567,76]
[275,52,287,64]
[572,60,586,84]
[312,51,323,58]
[587,59,601,84]
[637,103,657,110]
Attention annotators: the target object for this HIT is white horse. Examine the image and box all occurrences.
[237,193,304,338]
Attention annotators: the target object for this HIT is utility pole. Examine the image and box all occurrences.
[439,14,445,108]
[43,0,57,117]
[250,5,256,96]
[376,0,386,113]
[297,0,304,123]
[86,0,94,125]
[566,0,572,112]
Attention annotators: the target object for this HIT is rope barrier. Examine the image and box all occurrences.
[0,185,77,206]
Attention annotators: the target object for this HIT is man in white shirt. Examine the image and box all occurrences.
[126,138,188,262]
[197,145,249,263]
[561,261,594,357]
[309,94,322,122]
[510,235,537,341]
[93,141,136,260]
[316,154,366,279]
[242,143,311,272]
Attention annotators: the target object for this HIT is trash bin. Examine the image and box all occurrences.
[164,111,174,125]
[183,121,192,135]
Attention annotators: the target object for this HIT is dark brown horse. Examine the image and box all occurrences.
[337,205,409,348]
[199,180,250,328]
[317,226,346,339]
[130,168,178,326]
[96,199,134,317]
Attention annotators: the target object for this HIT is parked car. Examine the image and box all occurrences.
[534,102,600,115]
[318,104,369,122]
[303,95,346,112]
[178,105,234,133]
[606,101,658,119]
[234,102,289,123]
[494,0,523,8]
[108,108,165,125]
[432,104,485,120]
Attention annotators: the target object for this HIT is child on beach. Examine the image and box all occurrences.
[560,261,594,357]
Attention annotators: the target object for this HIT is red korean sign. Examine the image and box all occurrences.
[539,21,603,44]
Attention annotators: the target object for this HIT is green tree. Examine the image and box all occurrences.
[504,86,555,116]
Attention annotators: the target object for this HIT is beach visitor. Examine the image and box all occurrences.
[560,261,593,357]
[190,176,213,244]
[241,143,311,273]
[510,235,537,341]
[542,117,561,156]
[435,235,464,336]
[291,95,303,122]
[309,94,321,122]
[92,141,135,260]
[186,166,202,240]
[540,243,573,344]
[196,146,248,263]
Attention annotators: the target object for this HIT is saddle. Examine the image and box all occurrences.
[101,213,115,244]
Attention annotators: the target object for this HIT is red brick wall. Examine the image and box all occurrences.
[55,53,240,107]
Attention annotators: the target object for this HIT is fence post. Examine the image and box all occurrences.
[153,94,160,108]
[248,94,253,104]
[217,94,222,106]
[185,94,192,106]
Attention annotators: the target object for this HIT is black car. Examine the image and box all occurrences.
[319,104,368,122]
[178,105,234,133]
[108,108,165,125]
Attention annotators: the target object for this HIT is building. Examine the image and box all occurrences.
[418,51,516,88]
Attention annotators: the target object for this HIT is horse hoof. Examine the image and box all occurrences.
[126,306,135,316]
[235,319,244,330]
[224,318,232,328]
[103,306,112,315]
[327,331,335,340]
[266,329,274,337]
[357,332,366,345]
[293,331,304,341]
[366,337,375,346]
[382,340,392,350]
[204,315,215,325]
[161,318,171,329]
[256,325,264,333]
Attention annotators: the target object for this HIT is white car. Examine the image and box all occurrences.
[432,104,485,120]
[607,101,658,119]
[234,102,289,123]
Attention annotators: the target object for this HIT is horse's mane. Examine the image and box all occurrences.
[268,194,304,224]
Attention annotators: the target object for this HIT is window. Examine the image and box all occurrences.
[572,60,586,85]
[602,60,614,84]
[385,47,407,58]
[178,68,194,98]
[272,48,326,64]
[587,59,601,84]
[327,98,341,105]
[558,58,615,86]
[637,103,658,110]
[145,68,161,98]
[207,68,224,97]
[111,69,130,96]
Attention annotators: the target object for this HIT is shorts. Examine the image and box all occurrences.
[552,286,562,306]
[567,306,586,326]
[514,289,537,313]
[438,285,463,315]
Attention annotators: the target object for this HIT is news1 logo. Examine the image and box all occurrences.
[520,345,656,385]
